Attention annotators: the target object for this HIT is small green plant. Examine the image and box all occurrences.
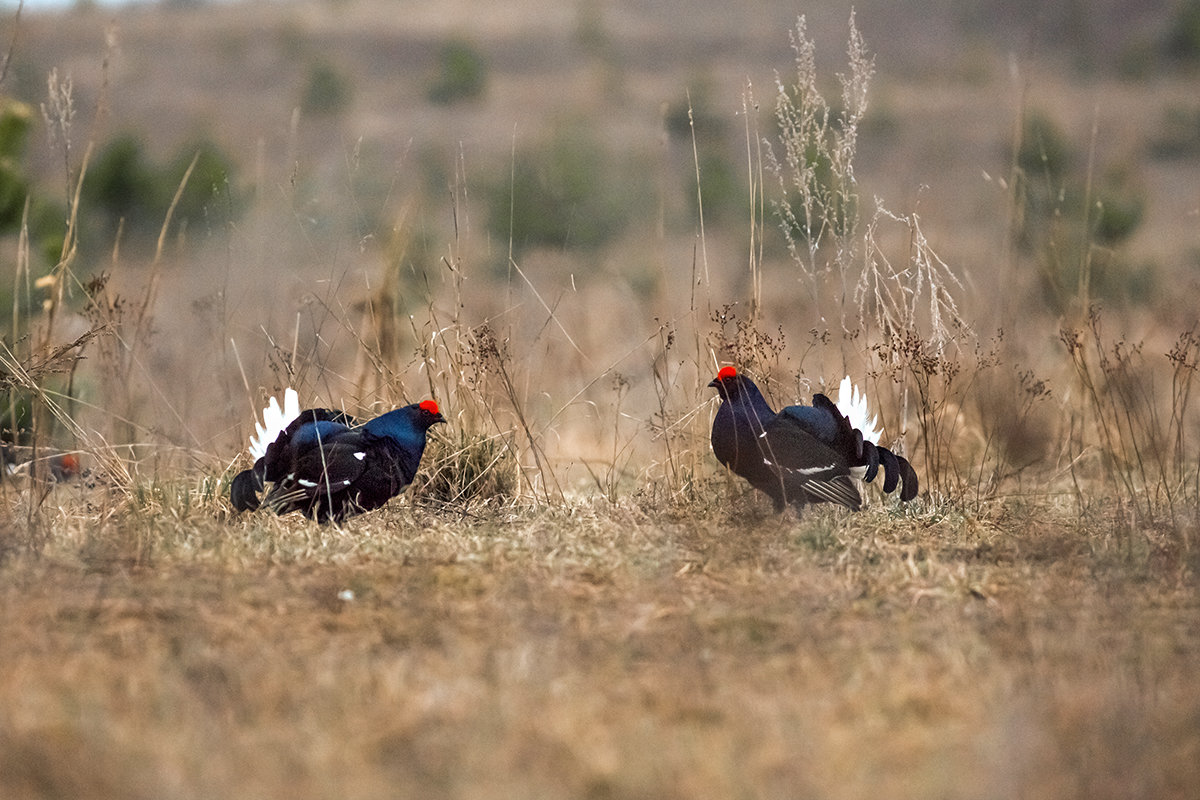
[1016,111,1074,181]
[82,134,163,237]
[690,150,745,227]
[664,86,730,143]
[165,138,242,232]
[301,60,352,115]
[426,39,487,105]
[0,99,33,229]
[664,88,745,226]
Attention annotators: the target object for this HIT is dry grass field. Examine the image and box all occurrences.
[2,0,1200,797]
[2,496,1197,799]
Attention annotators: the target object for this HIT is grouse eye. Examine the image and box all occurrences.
[419,399,440,416]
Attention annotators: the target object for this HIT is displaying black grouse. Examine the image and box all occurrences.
[231,393,445,522]
[709,366,917,511]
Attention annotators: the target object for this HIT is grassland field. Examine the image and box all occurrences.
[1,1,1199,798]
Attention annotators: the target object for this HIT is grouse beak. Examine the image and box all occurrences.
[707,378,720,389]
[432,412,447,425]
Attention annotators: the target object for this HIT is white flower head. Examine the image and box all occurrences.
[249,388,300,460]
[836,376,882,445]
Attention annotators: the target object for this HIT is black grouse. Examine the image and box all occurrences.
[709,366,917,511]
[231,392,445,522]
[2,445,80,482]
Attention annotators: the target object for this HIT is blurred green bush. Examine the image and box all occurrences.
[427,39,487,105]
[83,134,242,243]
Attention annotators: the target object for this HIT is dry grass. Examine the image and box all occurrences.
[0,495,1197,800]
[2,1,1200,798]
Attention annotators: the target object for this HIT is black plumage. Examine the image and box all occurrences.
[709,366,917,512]
[232,401,445,522]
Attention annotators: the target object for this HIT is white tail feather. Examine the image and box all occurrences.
[836,376,882,445]
[249,388,300,460]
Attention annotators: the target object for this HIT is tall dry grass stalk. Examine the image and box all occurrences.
[761,14,980,498]
[1061,307,1200,540]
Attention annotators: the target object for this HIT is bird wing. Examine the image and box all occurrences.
[262,431,372,515]
[283,439,370,492]
[811,394,866,459]
[780,395,871,461]
[759,414,861,510]
[777,401,840,443]
[262,413,354,483]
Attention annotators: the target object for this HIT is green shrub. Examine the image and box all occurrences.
[83,134,165,236]
[166,139,242,228]
[427,39,487,105]
[0,99,31,163]
[1039,248,1158,313]
[1093,188,1144,246]
[1017,112,1073,181]
[663,87,729,143]
[1148,105,1200,158]
[83,134,241,242]
[1164,0,1200,63]
[0,99,65,268]
[0,155,30,236]
[301,61,352,115]
[1014,112,1148,313]
[485,124,641,257]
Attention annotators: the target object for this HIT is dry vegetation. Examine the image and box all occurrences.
[1,1,1199,798]
[2,498,1197,800]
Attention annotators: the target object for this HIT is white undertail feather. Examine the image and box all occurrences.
[836,376,882,445]
[249,388,300,460]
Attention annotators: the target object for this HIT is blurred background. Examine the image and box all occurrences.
[1,0,1198,501]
